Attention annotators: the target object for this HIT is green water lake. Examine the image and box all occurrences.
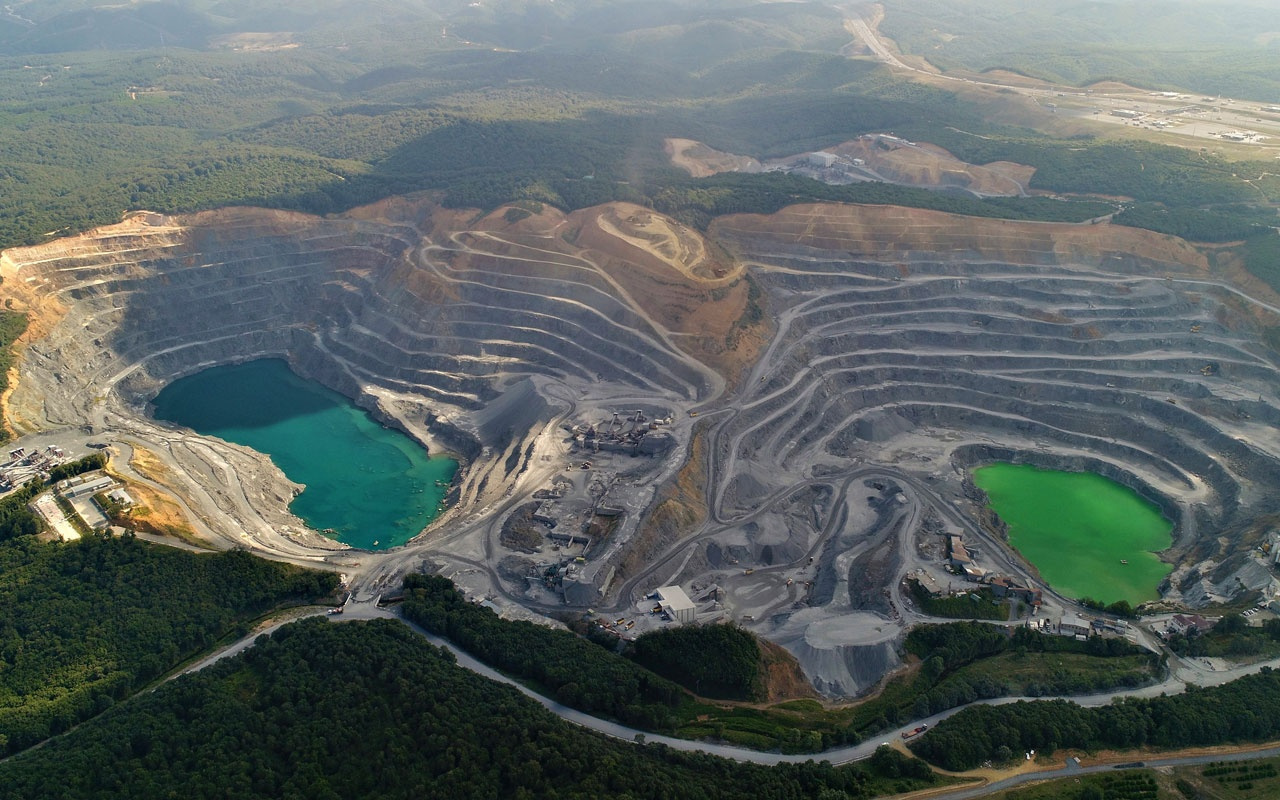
[972,463,1173,605]
[151,358,457,551]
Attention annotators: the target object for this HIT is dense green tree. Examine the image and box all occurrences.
[0,618,942,800]
[911,667,1280,770]
[630,624,765,701]
[401,574,685,729]
[0,533,338,757]
[0,0,1265,265]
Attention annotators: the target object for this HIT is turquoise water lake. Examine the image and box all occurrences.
[151,359,457,550]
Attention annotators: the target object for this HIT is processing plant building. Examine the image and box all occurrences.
[656,585,696,624]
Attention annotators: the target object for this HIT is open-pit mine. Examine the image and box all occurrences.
[5,196,1280,696]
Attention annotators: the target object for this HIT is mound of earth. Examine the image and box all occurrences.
[664,136,1036,196]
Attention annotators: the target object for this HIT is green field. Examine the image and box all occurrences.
[973,464,1173,605]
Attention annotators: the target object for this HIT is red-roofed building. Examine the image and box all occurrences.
[986,575,1043,607]
[1168,614,1214,637]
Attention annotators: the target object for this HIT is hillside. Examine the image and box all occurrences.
[0,618,944,800]
[880,0,1280,99]
[0,531,338,758]
[5,5,1280,795]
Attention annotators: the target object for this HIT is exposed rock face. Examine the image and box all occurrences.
[5,195,1280,646]
[705,203,1280,609]
[1,200,757,558]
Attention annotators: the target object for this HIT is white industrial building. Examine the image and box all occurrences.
[58,474,117,499]
[806,151,837,168]
[656,585,696,624]
[106,488,135,508]
[1059,612,1092,638]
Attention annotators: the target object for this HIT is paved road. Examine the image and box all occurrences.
[176,607,333,676]
[150,598,1280,799]
[3,595,1257,800]
[933,745,1280,800]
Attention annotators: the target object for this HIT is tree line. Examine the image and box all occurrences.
[0,618,944,800]
[910,666,1280,770]
[840,622,1157,744]
[0,531,338,757]
[630,623,765,702]
[401,573,686,731]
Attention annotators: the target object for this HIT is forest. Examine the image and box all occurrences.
[0,618,945,800]
[630,624,765,702]
[0,311,28,442]
[905,579,1007,621]
[0,0,1270,268]
[910,666,1280,771]
[880,0,1280,100]
[402,576,1160,755]
[403,573,844,753]
[1166,611,1280,659]
[401,573,687,731]
[0,532,338,757]
[837,622,1158,743]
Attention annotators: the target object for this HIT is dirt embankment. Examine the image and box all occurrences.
[664,136,1035,197]
[617,426,710,583]
[711,202,1213,274]
[0,213,182,343]
[0,194,768,561]
[444,200,770,390]
[664,138,762,178]
[570,203,769,388]
[758,638,820,702]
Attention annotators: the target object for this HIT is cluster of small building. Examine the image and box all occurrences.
[986,575,1043,607]
[591,585,697,642]
[521,472,629,603]
[941,531,1043,605]
[779,136,910,181]
[1164,613,1215,638]
[566,410,674,457]
[29,471,134,541]
[1051,612,1128,640]
[947,532,985,581]
[1101,99,1271,141]
[1216,130,1267,143]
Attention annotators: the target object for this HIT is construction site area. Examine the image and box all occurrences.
[497,407,679,607]
[5,190,1280,697]
[667,133,1034,199]
[0,445,69,492]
